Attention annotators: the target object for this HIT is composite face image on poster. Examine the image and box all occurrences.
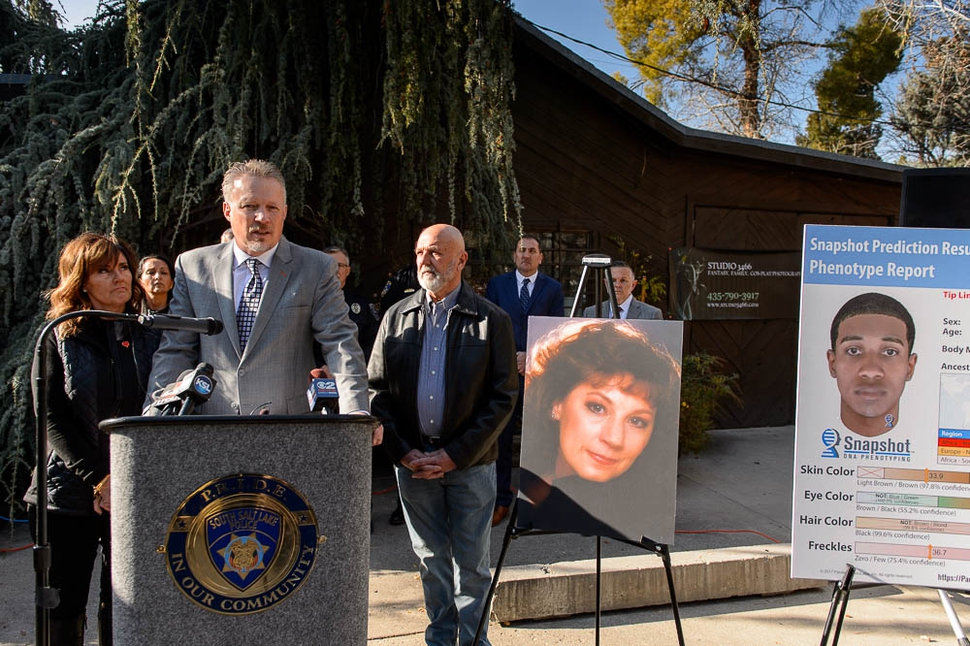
[792,224,970,591]
[516,317,683,544]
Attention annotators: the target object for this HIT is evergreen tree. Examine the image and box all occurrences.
[880,0,970,166]
[798,8,902,159]
[0,0,520,515]
[892,35,970,166]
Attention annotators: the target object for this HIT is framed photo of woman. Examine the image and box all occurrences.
[517,317,683,543]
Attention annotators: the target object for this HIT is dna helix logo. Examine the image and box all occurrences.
[820,428,840,458]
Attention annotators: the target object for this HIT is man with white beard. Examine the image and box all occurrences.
[368,224,518,646]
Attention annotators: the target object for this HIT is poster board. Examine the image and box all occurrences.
[792,224,970,590]
[516,317,683,544]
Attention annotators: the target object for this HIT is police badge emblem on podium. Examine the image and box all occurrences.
[162,473,321,614]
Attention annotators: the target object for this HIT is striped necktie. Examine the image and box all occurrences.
[519,278,531,313]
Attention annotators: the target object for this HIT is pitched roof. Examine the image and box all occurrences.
[513,16,906,183]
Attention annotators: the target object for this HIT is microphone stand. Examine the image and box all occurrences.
[33,310,126,646]
[32,310,221,646]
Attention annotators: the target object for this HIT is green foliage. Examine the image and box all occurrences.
[639,274,667,307]
[892,34,970,166]
[678,352,741,453]
[0,0,521,515]
[381,0,521,247]
[797,8,902,159]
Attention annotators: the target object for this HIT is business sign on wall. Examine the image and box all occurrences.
[668,248,800,320]
[792,224,970,590]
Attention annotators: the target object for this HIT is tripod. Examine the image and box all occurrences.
[474,254,685,645]
[568,253,619,319]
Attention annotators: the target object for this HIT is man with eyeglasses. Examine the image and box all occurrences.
[325,246,379,360]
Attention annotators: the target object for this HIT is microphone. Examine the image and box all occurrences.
[150,363,217,416]
[306,368,339,415]
[138,313,224,336]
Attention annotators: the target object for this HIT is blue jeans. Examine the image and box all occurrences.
[396,461,496,646]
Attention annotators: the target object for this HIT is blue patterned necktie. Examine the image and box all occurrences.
[236,258,263,350]
[519,277,531,313]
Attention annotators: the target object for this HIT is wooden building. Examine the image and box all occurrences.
[509,19,906,427]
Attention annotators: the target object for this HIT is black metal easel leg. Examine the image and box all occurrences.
[595,536,602,646]
[819,564,855,646]
[473,503,519,646]
[655,543,685,646]
[591,537,684,645]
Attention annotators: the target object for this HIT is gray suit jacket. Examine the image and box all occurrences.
[583,298,662,320]
[144,237,369,415]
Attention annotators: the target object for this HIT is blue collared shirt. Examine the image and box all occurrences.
[416,286,460,439]
[231,242,279,309]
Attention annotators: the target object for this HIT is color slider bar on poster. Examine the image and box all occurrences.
[857,466,970,484]
[855,542,970,561]
[856,491,970,510]
[857,516,970,536]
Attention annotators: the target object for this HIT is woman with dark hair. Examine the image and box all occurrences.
[517,319,680,540]
[24,233,159,645]
[137,253,175,314]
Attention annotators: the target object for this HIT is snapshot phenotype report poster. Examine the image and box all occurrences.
[793,224,970,590]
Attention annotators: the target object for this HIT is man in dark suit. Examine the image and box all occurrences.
[583,261,662,320]
[485,235,564,525]
[145,160,375,434]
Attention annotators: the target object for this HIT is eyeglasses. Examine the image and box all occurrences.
[337,263,350,269]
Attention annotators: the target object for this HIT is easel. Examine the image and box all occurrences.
[474,254,685,645]
[818,564,854,646]
[819,564,969,646]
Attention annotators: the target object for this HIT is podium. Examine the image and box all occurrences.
[101,415,378,646]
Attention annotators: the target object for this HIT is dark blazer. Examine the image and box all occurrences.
[368,282,518,469]
[485,271,564,351]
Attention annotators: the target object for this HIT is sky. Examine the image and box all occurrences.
[58,0,97,25]
[511,0,642,82]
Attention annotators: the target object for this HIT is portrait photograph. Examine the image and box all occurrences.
[516,317,683,544]
[825,292,918,437]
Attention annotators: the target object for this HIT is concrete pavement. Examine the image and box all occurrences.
[3,426,968,644]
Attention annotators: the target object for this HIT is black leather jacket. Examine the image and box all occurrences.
[25,316,158,514]
[369,282,518,469]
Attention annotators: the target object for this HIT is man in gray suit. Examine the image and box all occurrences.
[583,261,662,320]
[145,159,373,424]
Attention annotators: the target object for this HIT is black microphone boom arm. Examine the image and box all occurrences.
[137,313,223,335]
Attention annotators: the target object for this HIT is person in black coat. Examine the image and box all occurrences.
[24,233,159,645]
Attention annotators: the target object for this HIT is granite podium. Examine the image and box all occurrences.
[101,415,378,645]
